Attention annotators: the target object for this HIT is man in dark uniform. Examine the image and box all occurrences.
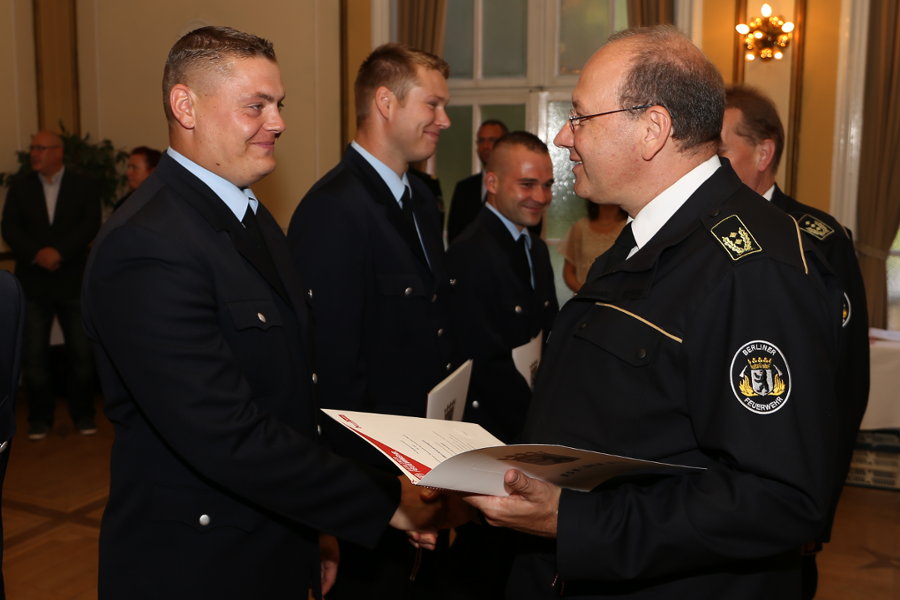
[720,84,869,599]
[447,119,508,243]
[447,131,558,443]
[82,27,445,600]
[287,44,456,599]
[465,25,845,600]
[444,130,558,600]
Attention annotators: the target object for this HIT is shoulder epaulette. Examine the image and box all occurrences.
[796,213,835,241]
[709,214,763,261]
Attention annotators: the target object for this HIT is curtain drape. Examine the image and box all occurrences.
[627,0,675,27]
[855,0,900,327]
[397,0,447,56]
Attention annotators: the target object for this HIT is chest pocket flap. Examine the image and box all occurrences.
[574,303,681,367]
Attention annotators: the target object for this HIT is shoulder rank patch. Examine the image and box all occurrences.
[731,340,791,414]
[797,214,834,240]
[710,215,762,261]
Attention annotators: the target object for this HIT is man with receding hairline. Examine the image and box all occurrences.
[464,25,845,599]
[83,27,447,600]
[288,43,456,599]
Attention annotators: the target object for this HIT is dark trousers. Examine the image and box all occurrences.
[23,297,95,425]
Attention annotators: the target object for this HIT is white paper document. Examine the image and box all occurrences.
[426,359,472,421]
[512,332,542,389]
[322,409,703,496]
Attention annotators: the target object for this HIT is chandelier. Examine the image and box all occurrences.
[735,3,795,61]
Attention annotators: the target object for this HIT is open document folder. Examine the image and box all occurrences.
[322,409,703,496]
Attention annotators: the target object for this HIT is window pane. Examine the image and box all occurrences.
[445,0,475,79]
[558,0,625,75]
[436,105,474,226]
[888,228,900,329]
[481,104,526,132]
[545,101,584,241]
[483,0,527,77]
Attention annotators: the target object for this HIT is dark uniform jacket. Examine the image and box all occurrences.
[447,172,483,244]
[83,155,399,600]
[771,184,869,535]
[509,161,845,600]
[1,169,100,300]
[447,206,558,442]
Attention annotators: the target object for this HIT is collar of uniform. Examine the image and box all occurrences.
[761,184,776,201]
[486,202,531,248]
[630,154,720,252]
[166,147,256,221]
[38,166,65,187]
[350,140,410,204]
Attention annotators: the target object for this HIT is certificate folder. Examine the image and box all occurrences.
[322,409,702,496]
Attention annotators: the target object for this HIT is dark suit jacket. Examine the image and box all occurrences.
[1,170,100,299]
[447,172,483,244]
[446,207,558,442]
[770,185,869,538]
[288,146,455,469]
[83,154,399,600]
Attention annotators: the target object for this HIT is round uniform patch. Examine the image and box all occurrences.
[730,340,791,414]
[841,292,852,328]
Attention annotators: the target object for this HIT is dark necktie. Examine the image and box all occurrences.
[400,186,430,268]
[242,203,265,250]
[587,222,635,280]
[517,235,535,289]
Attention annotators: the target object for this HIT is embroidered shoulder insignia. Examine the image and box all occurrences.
[797,214,834,240]
[710,215,762,261]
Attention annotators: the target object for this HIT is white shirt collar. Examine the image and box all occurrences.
[762,184,776,201]
[167,147,258,221]
[39,166,65,187]
[630,155,721,253]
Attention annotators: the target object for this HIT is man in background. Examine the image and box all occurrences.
[720,84,869,599]
[115,146,162,209]
[446,119,508,243]
[444,130,558,599]
[288,43,455,599]
[1,131,100,440]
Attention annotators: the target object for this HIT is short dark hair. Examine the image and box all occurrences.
[162,26,276,123]
[479,119,509,135]
[608,25,725,152]
[354,43,450,125]
[725,85,785,172]
[130,146,162,169]
[486,131,549,171]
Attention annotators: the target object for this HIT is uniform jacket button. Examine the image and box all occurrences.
[404,287,413,296]
[0,441,7,454]
[471,400,480,409]
[198,514,211,527]
[437,328,444,337]
[449,278,457,286]
[636,348,647,360]
[311,372,318,384]
[257,312,266,323]
[431,293,438,302]
[307,289,314,299]
[316,424,323,436]
[514,305,523,314]
[544,300,550,307]
[445,362,452,371]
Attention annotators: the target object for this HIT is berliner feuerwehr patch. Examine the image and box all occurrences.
[842,292,852,328]
[798,214,834,240]
[710,215,762,261]
[731,340,791,414]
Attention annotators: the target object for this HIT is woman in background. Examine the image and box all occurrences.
[558,200,628,292]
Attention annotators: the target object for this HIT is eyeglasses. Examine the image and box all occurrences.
[29,145,62,152]
[567,104,653,133]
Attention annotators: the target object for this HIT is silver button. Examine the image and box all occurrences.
[449,278,457,286]
[198,514,211,527]
[431,293,438,303]
[307,289,314,299]
[404,287,413,296]
[311,373,318,384]
[445,362,452,371]
[544,300,550,307]
[471,400,480,409]
[257,312,267,323]
[0,441,7,454]
[514,305,523,314]
[316,424,323,436]
[437,328,444,337]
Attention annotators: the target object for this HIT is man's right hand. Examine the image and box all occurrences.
[388,476,476,548]
[34,247,62,271]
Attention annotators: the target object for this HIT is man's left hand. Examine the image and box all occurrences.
[462,469,561,537]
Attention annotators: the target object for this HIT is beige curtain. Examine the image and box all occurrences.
[397,0,447,56]
[627,0,675,27]
[855,1,900,327]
